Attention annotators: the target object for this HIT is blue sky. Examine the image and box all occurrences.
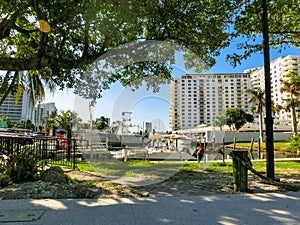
[45,45,300,132]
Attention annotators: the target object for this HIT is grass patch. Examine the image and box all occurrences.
[181,162,200,171]
[180,161,300,175]
[180,162,233,173]
[103,181,125,191]
[207,162,233,173]
[124,171,139,177]
[74,160,300,179]
[230,141,292,151]
[77,162,96,172]
[126,160,157,167]
[75,160,187,177]
[248,161,300,175]
[71,178,95,186]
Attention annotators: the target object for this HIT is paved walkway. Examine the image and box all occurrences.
[0,192,300,225]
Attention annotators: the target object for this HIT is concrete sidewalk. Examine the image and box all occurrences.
[0,192,299,225]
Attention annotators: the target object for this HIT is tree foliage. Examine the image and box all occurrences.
[247,87,265,141]
[0,70,56,107]
[94,116,109,130]
[0,0,241,102]
[1,1,298,105]
[280,71,300,134]
[13,120,35,130]
[54,110,82,131]
[0,115,11,128]
[212,113,226,130]
[228,0,300,66]
[225,108,254,131]
[289,134,300,152]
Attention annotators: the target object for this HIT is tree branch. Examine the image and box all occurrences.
[0,53,100,71]
[12,24,39,34]
[269,31,300,34]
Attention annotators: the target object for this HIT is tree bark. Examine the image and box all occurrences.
[292,106,297,135]
[259,110,264,142]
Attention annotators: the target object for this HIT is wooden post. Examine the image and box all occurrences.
[250,138,254,160]
[124,146,128,162]
[231,150,249,192]
[222,138,225,164]
[258,138,261,159]
[233,137,236,150]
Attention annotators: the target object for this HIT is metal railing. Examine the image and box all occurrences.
[0,135,86,169]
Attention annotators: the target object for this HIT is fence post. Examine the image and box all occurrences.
[233,137,236,150]
[124,146,128,162]
[231,149,249,192]
[250,138,254,160]
[73,139,76,170]
[67,129,71,161]
[257,137,261,159]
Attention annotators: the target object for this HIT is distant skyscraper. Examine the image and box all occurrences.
[0,91,33,125]
[143,121,152,134]
[33,102,57,128]
[169,73,252,130]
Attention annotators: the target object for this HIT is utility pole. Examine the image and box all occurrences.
[262,0,275,179]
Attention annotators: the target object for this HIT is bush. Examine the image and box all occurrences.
[0,173,10,187]
[289,134,300,152]
[1,147,45,183]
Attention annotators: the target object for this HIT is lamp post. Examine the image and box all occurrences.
[262,0,275,179]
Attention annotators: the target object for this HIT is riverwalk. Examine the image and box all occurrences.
[0,192,299,225]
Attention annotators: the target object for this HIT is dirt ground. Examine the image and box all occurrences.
[65,168,300,198]
[1,167,300,200]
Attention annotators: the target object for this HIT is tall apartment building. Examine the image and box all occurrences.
[169,73,252,130]
[247,55,300,122]
[0,92,33,125]
[33,102,57,128]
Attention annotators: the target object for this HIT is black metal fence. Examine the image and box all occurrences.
[0,135,87,169]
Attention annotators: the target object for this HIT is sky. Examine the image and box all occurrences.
[45,45,300,132]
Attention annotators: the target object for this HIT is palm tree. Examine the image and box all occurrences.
[42,110,58,134]
[0,71,22,106]
[212,112,226,131]
[247,88,265,141]
[280,71,300,135]
[272,102,283,120]
[283,97,300,134]
[55,110,82,131]
[94,116,109,130]
[0,70,55,107]
[0,115,11,128]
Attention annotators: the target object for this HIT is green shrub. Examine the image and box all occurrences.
[0,173,10,187]
[1,147,46,183]
[289,134,300,152]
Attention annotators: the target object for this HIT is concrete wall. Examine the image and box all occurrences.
[206,131,292,143]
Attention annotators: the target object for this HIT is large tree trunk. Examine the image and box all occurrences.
[89,101,93,130]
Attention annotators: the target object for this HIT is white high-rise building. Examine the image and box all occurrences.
[247,55,300,122]
[169,73,252,130]
[33,102,57,128]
